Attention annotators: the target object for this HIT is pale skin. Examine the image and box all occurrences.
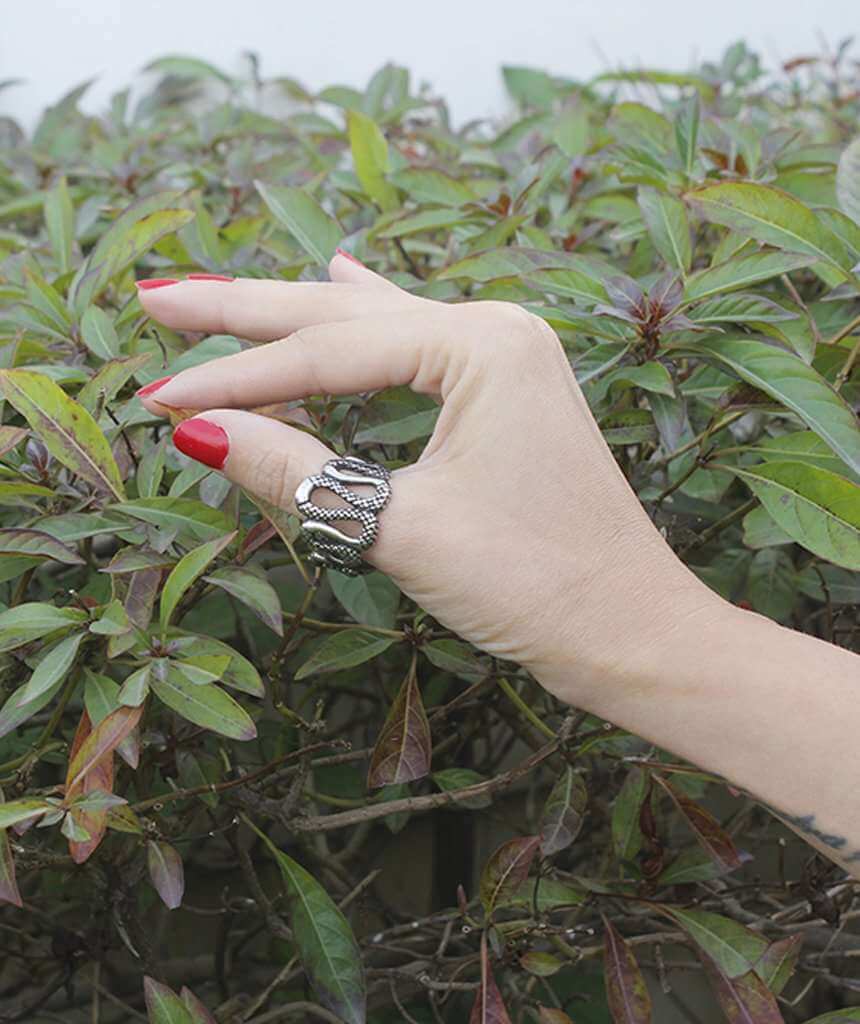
[138,252,860,879]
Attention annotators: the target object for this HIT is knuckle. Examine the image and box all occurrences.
[470,301,558,354]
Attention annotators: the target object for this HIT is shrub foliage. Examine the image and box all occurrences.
[0,41,859,1024]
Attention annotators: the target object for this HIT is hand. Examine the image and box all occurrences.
[137,254,721,708]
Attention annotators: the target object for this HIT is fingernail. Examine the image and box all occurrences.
[173,418,229,470]
[336,247,364,267]
[187,273,235,282]
[136,375,173,398]
[137,278,179,290]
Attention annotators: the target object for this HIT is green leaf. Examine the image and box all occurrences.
[0,676,69,739]
[70,192,194,311]
[0,370,126,499]
[143,977,194,1024]
[503,877,586,912]
[0,799,52,830]
[254,182,340,265]
[753,430,859,482]
[747,548,796,620]
[328,571,400,629]
[43,176,74,274]
[144,55,232,83]
[590,362,675,401]
[167,635,263,696]
[388,168,476,206]
[0,528,84,565]
[503,66,557,107]
[348,110,398,212]
[251,826,366,1024]
[756,934,803,995]
[295,630,396,680]
[689,336,860,475]
[638,187,691,274]
[683,251,816,302]
[112,498,234,543]
[179,988,217,1024]
[19,631,85,705]
[742,506,793,549]
[801,1012,860,1023]
[77,353,153,415]
[0,602,87,653]
[354,408,439,445]
[432,768,492,809]
[160,532,236,632]
[480,835,541,914]
[204,565,283,635]
[539,768,587,856]
[612,766,649,863]
[686,183,852,275]
[602,915,653,1024]
[80,306,121,360]
[659,907,768,979]
[421,639,486,681]
[836,136,860,226]
[0,793,23,908]
[728,461,860,570]
[367,662,431,789]
[151,664,256,740]
[118,665,151,707]
[690,293,797,325]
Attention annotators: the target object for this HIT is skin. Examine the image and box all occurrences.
[139,252,860,879]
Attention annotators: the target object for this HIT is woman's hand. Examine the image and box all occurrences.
[137,253,721,709]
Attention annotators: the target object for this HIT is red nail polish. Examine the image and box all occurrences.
[173,419,229,470]
[187,273,235,282]
[137,278,179,290]
[136,375,173,398]
[336,247,364,267]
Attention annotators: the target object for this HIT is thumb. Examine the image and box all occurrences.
[172,410,409,574]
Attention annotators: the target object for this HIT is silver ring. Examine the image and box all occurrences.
[294,456,392,576]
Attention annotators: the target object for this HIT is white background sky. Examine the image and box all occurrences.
[2,0,857,127]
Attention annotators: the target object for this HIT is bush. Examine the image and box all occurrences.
[0,41,859,1024]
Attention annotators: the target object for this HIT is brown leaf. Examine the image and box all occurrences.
[701,954,785,1024]
[367,659,431,789]
[603,915,653,1024]
[147,840,184,909]
[64,710,114,863]
[654,774,743,872]
[65,705,142,793]
[479,835,541,914]
[469,931,513,1024]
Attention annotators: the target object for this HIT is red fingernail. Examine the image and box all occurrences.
[137,278,179,290]
[336,247,364,267]
[187,273,235,282]
[173,419,229,470]
[136,375,173,398]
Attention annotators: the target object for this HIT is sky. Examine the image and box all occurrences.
[2,0,856,127]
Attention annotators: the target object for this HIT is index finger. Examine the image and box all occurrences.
[136,276,423,342]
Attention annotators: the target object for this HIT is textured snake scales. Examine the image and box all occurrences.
[294,456,392,576]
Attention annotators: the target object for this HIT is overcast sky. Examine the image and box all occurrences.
[3,0,856,127]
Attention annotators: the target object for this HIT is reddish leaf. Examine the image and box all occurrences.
[757,934,803,995]
[180,987,217,1024]
[654,775,743,872]
[148,840,184,910]
[469,932,513,1024]
[603,915,653,1024]
[125,567,162,629]
[701,954,785,1024]
[64,709,114,863]
[65,705,142,793]
[479,835,541,914]
[238,518,277,562]
[367,660,431,789]
[0,791,22,907]
[143,976,194,1024]
[540,767,587,856]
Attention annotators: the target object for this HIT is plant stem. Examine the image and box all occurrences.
[497,676,557,740]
